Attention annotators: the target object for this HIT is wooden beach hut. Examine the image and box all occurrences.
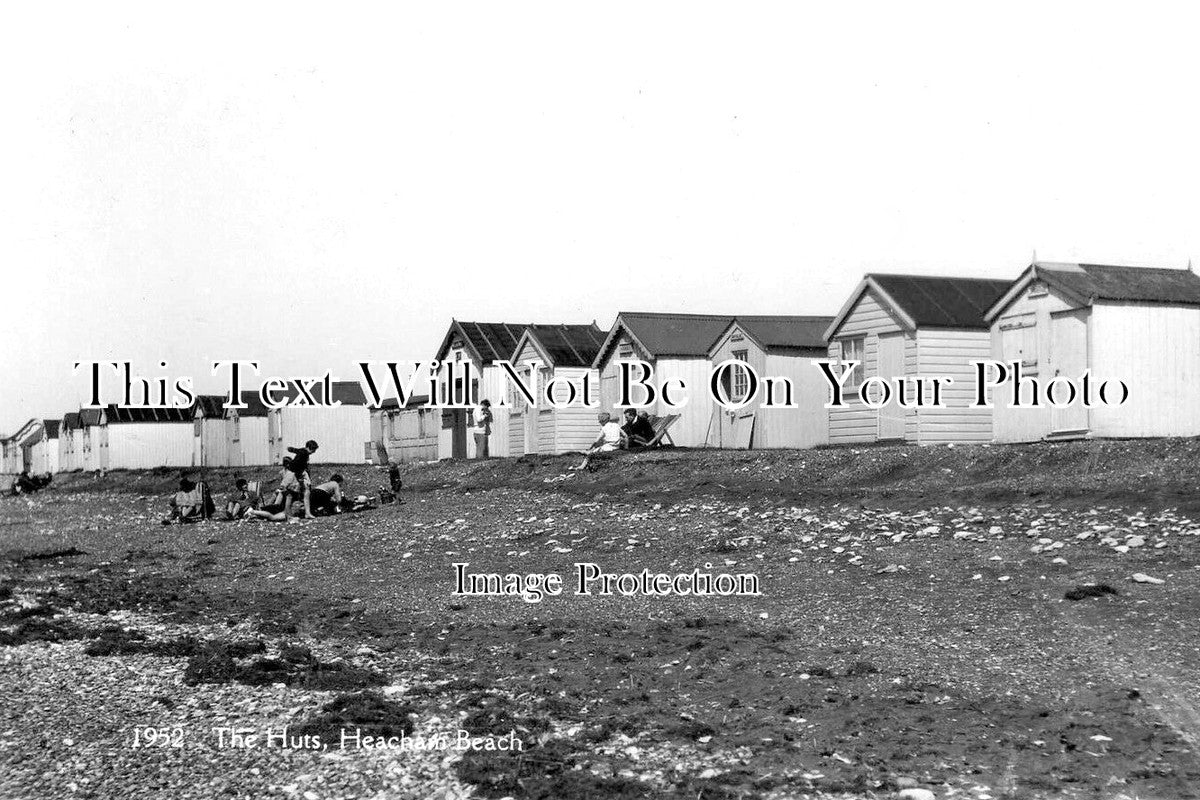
[985,261,1200,442]
[78,409,104,471]
[191,395,230,467]
[707,315,834,449]
[371,395,438,464]
[28,420,60,474]
[59,412,83,472]
[506,323,608,456]
[100,406,194,469]
[266,381,372,466]
[432,320,529,460]
[225,391,271,467]
[824,273,1010,446]
[593,312,736,448]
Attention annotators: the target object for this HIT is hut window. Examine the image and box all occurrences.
[618,343,633,359]
[841,337,865,390]
[731,350,749,400]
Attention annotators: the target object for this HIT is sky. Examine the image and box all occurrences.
[2,2,1198,433]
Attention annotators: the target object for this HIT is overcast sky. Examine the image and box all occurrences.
[2,3,1198,433]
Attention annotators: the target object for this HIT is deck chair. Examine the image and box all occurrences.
[645,414,680,448]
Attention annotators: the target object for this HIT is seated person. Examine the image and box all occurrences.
[163,478,203,524]
[309,474,345,516]
[13,471,36,495]
[621,409,657,449]
[572,412,625,470]
[225,478,262,519]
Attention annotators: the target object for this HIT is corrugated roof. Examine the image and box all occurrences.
[735,315,833,350]
[378,394,430,411]
[870,274,1011,329]
[265,380,368,406]
[232,391,270,417]
[42,420,60,439]
[441,321,531,364]
[614,312,739,358]
[104,406,191,424]
[1035,262,1200,305]
[523,324,607,367]
[191,394,227,419]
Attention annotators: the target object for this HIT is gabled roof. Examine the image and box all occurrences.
[732,315,834,350]
[42,420,60,439]
[62,412,81,431]
[226,391,270,418]
[985,261,1200,321]
[378,394,431,411]
[435,320,531,365]
[515,324,607,368]
[191,394,227,420]
[593,312,738,367]
[104,405,191,424]
[80,408,103,427]
[827,273,1011,338]
[265,380,368,406]
[9,419,44,445]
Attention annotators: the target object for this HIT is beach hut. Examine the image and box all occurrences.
[0,436,9,474]
[266,381,371,466]
[593,313,738,447]
[824,273,1010,446]
[370,395,438,464]
[190,395,230,467]
[432,320,529,459]
[707,316,834,449]
[984,261,1200,441]
[100,406,194,469]
[28,421,61,474]
[59,412,84,471]
[225,391,271,467]
[506,324,608,455]
[78,409,104,471]
[6,419,44,474]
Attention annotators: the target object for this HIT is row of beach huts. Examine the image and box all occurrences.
[5,260,1200,474]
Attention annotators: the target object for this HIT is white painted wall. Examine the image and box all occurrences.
[914,328,993,444]
[1089,302,1200,438]
[228,415,271,466]
[59,429,83,471]
[106,424,194,469]
[270,406,371,466]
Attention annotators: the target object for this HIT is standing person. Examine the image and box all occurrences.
[472,399,493,459]
[285,440,319,518]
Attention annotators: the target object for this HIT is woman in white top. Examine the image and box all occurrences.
[573,412,626,470]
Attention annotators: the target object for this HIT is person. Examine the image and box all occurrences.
[225,477,261,520]
[621,409,657,449]
[572,412,625,470]
[163,478,203,524]
[380,463,402,504]
[471,400,493,458]
[284,440,319,518]
[309,474,345,516]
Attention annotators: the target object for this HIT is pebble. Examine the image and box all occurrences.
[897,789,937,800]
[1130,573,1165,585]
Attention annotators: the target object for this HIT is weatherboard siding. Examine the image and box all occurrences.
[105,424,194,469]
[1089,302,1200,438]
[228,415,271,466]
[270,406,371,466]
[914,328,993,444]
[757,352,828,449]
[827,290,909,445]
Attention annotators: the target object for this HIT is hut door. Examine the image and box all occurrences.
[876,334,906,440]
[1050,310,1089,434]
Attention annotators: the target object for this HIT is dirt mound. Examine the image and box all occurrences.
[183,641,386,689]
[292,691,415,741]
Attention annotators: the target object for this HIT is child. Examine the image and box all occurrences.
[285,440,319,518]
[225,477,261,520]
[309,474,345,516]
[163,478,203,524]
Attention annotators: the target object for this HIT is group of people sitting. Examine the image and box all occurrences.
[574,409,661,470]
[10,471,52,495]
[162,438,393,524]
